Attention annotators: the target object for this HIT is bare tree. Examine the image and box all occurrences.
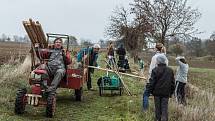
[186,37,203,57]
[106,6,130,39]
[131,0,201,45]
[13,35,19,42]
[99,39,106,48]
[80,39,93,47]
[105,6,153,56]
[169,43,184,56]
[69,35,78,46]
[203,33,215,56]
[1,34,7,42]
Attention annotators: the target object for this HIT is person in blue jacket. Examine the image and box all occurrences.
[77,44,100,90]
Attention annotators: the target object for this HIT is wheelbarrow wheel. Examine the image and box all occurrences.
[75,87,82,101]
[46,93,56,118]
[119,88,122,96]
[15,88,27,114]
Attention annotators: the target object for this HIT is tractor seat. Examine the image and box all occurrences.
[34,69,47,75]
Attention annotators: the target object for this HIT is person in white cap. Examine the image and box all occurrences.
[77,43,100,90]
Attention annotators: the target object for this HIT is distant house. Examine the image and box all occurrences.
[145,37,156,50]
[147,42,156,49]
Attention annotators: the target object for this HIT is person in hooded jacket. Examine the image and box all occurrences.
[142,43,168,111]
[148,54,175,121]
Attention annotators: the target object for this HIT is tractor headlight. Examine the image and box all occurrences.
[34,74,41,80]
[30,71,41,80]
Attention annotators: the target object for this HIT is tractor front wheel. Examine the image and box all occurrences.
[46,93,56,118]
[75,87,83,101]
[14,88,27,114]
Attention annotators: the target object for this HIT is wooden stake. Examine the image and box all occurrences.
[29,19,43,47]
[23,21,36,44]
[88,66,146,79]
[26,24,38,44]
[36,21,47,47]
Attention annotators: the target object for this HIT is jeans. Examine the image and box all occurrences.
[142,90,149,111]
[107,56,116,69]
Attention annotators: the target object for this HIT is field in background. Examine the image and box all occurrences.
[1,41,214,68]
[0,42,30,65]
[139,52,215,69]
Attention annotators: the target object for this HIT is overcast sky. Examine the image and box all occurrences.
[0,0,215,42]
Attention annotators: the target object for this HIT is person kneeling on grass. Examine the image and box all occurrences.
[147,54,175,121]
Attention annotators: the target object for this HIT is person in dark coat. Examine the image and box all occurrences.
[148,54,175,121]
[116,44,126,60]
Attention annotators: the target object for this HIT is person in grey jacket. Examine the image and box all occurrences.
[175,56,189,105]
[35,38,71,94]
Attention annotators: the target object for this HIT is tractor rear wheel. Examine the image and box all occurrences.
[75,87,83,101]
[14,88,27,114]
[46,93,56,118]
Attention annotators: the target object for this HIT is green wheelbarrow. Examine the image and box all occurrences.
[97,74,123,96]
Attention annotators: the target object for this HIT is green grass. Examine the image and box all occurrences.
[0,56,154,121]
[171,66,215,91]
[0,65,150,121]
[188,67,215,92]
[0,55,215,121]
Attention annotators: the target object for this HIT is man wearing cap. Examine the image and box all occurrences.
[148,54,175,121]
[77,44,100,90]
[149,43,168,77]
[175,56,189,105]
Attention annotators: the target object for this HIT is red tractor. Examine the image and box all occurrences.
[14,33,88,117]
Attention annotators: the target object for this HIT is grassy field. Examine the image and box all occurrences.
[0,53,215,121]
[189,68,215,92]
